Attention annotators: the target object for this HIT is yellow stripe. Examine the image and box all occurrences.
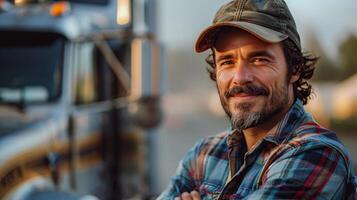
[0,133,103,198]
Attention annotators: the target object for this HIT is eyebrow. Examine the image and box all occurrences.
[216,50,276,64]
[246,50,275,60]
[216,54,235,64]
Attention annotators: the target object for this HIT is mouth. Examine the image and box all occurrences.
[230,93,260,101]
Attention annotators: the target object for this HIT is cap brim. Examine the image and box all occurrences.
[195,21,288,53]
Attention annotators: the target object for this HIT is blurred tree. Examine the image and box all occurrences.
[304,31,341,82]
[339,34,357,80]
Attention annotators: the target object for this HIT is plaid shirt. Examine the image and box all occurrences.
[157,100,356,200]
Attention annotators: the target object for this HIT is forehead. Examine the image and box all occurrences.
[213,27,280,53]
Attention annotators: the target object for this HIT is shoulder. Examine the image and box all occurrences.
[270,122,352,174]
[184,130,230,162]
[197,131,229,153]
[200,131,228,147]
[182,130,229,158]
[288,121,349,155]
[177,131,230,180]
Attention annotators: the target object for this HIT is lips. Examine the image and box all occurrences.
[232,92,256,97]
[230,93,260,102]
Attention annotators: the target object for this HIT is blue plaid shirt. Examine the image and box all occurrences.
[157,100,356,199]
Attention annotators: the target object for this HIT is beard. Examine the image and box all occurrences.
[218,82,289,132]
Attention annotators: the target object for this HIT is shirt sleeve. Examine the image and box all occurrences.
[244,144,349,200]
[156,139,204,200]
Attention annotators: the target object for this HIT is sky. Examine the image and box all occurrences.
[157,0,357,59]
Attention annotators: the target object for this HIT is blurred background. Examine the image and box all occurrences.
[0,0,356,199]
[155,0,357,194]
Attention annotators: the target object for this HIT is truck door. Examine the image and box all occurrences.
[70,37,148,200]
[69,40,120,199]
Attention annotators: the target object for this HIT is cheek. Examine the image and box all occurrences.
[215,72,227,96]
[267,74,288,98]
[254,68,284,88]
[216,69,233,84]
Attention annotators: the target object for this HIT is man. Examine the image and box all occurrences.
[158,0,356,199]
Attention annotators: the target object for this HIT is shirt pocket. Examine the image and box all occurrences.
[199,182,222,200]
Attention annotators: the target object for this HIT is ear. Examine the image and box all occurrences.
[289,73,300,84]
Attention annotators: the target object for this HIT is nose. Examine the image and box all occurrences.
[232,61,253,85]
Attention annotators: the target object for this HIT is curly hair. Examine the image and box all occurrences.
[205,39,319,105]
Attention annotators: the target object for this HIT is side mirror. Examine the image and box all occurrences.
[128,96,163,129]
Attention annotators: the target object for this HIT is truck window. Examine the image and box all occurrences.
[0,31,64,103]
[94,40,131,100]
[75,40,131,104]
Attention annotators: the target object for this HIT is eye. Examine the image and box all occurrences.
[219,60,234,67]
[251,57,270,65]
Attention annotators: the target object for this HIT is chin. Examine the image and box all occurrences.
[233,98,264,112]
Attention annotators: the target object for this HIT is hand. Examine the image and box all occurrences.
[175,191,201,200]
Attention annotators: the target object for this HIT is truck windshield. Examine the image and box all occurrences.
[5,0,109,5]
[0,31,64,103]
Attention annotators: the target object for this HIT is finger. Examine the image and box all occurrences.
[181,192,193,200]
[190,191,201,200]
[174,197,181,200]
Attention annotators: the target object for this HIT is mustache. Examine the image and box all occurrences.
[224,84,269,99]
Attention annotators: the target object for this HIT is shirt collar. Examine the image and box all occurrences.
[264,99,311,145]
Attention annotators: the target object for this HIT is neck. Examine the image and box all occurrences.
[243,100,294,151]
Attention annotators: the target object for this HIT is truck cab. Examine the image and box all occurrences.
[0,0,163,199]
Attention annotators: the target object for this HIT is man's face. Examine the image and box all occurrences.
[213,29,296,131]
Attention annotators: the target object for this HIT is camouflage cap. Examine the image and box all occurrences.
[195,0,301,52]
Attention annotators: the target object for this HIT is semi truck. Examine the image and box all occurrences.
[0,0,163,199]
